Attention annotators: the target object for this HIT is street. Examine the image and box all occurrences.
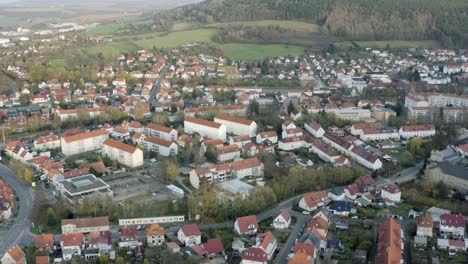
[0,162,34,255]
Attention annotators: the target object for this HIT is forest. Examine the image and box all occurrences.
[152,0,468,47]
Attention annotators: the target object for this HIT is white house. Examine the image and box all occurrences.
[235,215,259,236]
[282,127,303,139]
[399,124,436,139]
[61,233,85,261]
[416,214,434,237]
[178,224,201,246]
[217,145,241,162]
[184,117,226,140]
[214,114,257,137]
[101,139,143,168]
[231,157,264,179]
[34,134,61,151]
[439,214,466,238]
[241,247,268,264]
[61,129,108,156]
[381,184,401,202]
[299,191,328,212]
[1,245,26,264]
[278,136,306,151]
[256,131,278,144]
[144,123,178,141]
[272,210,291,229]
[229,135,252,147]
[189,163,232,189]
[254,232,277,260]
[305,121,325,138]
[143,136,178,157]
[282,120,296,131]
[146,224,165,247]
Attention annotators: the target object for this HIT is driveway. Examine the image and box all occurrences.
[0,163,34,255]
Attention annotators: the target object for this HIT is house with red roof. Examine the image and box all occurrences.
[354,175,376,193]
[1,245,26,264]
[235,215,259,236]
[178,224,201,246]
[254,232,277,260]
[61,233,85,261]
[293,242,316,263]
[241,247,268,264]
[299,191,328,212]
[119,227,141,249]
[344,183,361,200]
[440,214,466,238]
[192,239,225,258]
[381,184,401,203]
[272,209,291,229]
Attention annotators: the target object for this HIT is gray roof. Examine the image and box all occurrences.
[430,161,468,181]
[217,179,255,196]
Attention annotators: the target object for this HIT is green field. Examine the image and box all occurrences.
[218,43,305,60]
[335,40,440,49]
[3,7,65,13]
[209,20,320,33]
[84,41,135,58]
[133,29,217,49]
[84,16,152,36]
[49,58,66,68]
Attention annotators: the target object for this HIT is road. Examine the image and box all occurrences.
[0,163,34,255]
[274,213,307,264]
[376,162,424,186]
[149,65,171,107]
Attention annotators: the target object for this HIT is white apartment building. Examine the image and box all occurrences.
[101,139,143,168]
[256,131,278,144]
[217,145,241,162]
[309,139,340,163]
[61,129,108,156]
[398,125,436,139]
[278,136,306,151]
[184,117,226,140]
[360,129,400,141]
[143,136,178,157]
[334,109,372,122]
[305,121,325,138]
[144,123,178,141]
[350,146,383,171]
[34,134,61,151]
[405,93,468,108]
[214,114,257,137]
[439,214,465,238]
[231,157,264,179]
[381,184,401,202]
[56,107,107,121]
[282,127,303,139]
[189,163,232,189]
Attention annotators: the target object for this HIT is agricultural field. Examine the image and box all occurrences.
[84,41,135,58]
[217,43,305,61]
[83,16,151,36]
[132,28,217,49]
[335,40,440,49]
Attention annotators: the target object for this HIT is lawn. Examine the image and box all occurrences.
[335,40,440,49]
[84,24,122,36]
[48,58,66,68]
[218,43,305,61]
[83,41,135,58]
[133,29,218,49]
[209,20,320,33]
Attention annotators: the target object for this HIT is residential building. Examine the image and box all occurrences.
[278,136,306,151]
[282,127,303,139]
[256,131,278,144]
[61,216,109,234]
[231,157,264,179]
[189,163,232,189]
[288,252,314,264]
[55,107,107,121]
[229,135,252,147]
[272,209,291,229]
[61,129,108,156]
[299,191,328,212]
[344,183,361,200]
[184,117,226,140]
[214,114,257,137]
[439,214,465,238]
[375,218,402,264]
[144,123,177,141]
[34,134,61,150]
[146,224,165,246]
[35,234,54,253]
[349,146,383,171]
[119,227,141,249]
[61,233,85,261]
[328,187,345,201]
[416,214,434,237]
[1,245,26,264]
[329,201,352,217]
[235,215,259,236]
[398,124,436,139]
[424,161,468,192]
[254,232,277,260]
[359,129,399,141]
[217,144,241,162]
[305,121,325,138]
[184,105,246,118]
[178,224,201,246]
[101,139,143,168]
[142,136,178,157]
[35,256,49,264]
[381,184,401,203]
[87,231,112,256]
[241,247,268,264]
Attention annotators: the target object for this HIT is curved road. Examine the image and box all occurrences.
[0,163,34,255]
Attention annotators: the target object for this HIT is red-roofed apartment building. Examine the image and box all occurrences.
[101,139,143,168]
[144,123,178,141]
[34,134,61,150]
[241,247,268,264]
[375,218,402,264]
[214,114,257,137]
[235,215,259,236]
[61,129,108,156]
[184,117,226,140]
[142,136,178,157]
[440,214,466,238]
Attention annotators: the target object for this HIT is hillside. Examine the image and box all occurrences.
[153,0,468,47]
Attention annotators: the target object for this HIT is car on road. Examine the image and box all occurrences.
[302,211,310,215]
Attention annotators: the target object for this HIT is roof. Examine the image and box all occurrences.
[217,144,240,154]
[275,209,291,222]
[214,113,255,126]
[346,183,361,195]
[302,191,327,209]
[62,216,109,228]
[440,214,465,228]
[330,201,352,212]
[146,123,174,133]
[289,252,312,264]
[36,256,49,264]
[306,121,321,131]
[88,231,112,245]
[294,242,316,258]
[36,134,60,145]
[184,104,246,113]
[231,157,262,171]
[146,224,165,236]
[62,129,107,143]
[231,135,251,142]
[202,239,224,255]
[383,184,400,194]
[351,146,379,163]
[401,124,435,132]
[61,233,85,247]
[35,234,54,249]
[185,116,222,129]
[242,247,268,262]
[236,215,259,233]
[375,218,401,264]
[180,224,201,237]
[144,136,175,148]
[258,131,277,138]
[324,131,352,150]
[103,139,138,153]
[428,161,468,181]
[417,214,434,228]
[5,245,25,263]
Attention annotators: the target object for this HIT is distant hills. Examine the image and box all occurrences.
[156,0,468,47]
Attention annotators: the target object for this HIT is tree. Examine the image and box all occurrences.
[134,100,146,121]
[98,255,109,264]
[248,99,260,116]
[152,113,169,125]
[115,257,125,264]
[409,137,423,156]
[19,94,30,105]
[205,145,218,162]
[163,160,179,182]
[47,207,58,226]
[435,181,448,199]
[170,104,178,113]
[287,101,295,115]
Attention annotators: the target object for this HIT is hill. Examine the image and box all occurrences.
[153,0,468,47]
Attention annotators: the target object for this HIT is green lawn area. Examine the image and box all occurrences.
[133,29,218,49]
[49,58,66,68]
[402,189,467,215]
[209,20,320,33]
[335,40,440,49]
[83,41,135,57]
[218,43,305,60]
[84,24,122,36]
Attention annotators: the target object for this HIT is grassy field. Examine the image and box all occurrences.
[209,20,320,33]
[218,43,305,60]
[133,29,217,49]
[84,16,151,36]
[3,7,65,13]
[335,40,440,49]
[49,58,66,68]
[84,41,135,58]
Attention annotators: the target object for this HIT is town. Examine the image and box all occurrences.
[0,9,468,264]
